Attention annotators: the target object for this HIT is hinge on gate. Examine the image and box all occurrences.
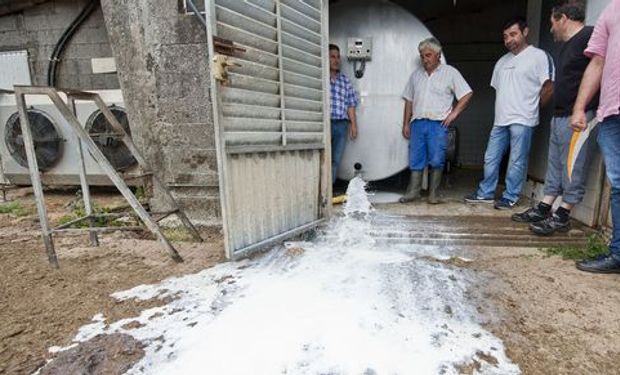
[213,36,245,56]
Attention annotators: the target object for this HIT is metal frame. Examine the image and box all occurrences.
[0,183,18,202]
[320,0,332,218]
[203,0,329,260]
[14,86,203,267]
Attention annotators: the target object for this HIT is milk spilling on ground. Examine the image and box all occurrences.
[53,177,520,375]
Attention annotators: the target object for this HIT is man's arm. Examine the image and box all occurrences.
[402,100,413,139]
[539,80,554,107]
[442,92,473,126]
[347,106,357,139]
[571,55,604,131]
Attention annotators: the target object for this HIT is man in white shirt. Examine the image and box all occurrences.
[465,17,554,209]
[400,37,473,204]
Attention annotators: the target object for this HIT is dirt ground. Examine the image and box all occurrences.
[468,246,620,375]
[1,188,619,374]
[0,188,225,374]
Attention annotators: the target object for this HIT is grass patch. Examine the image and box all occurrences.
[541,234,608,260]
[0,201,31,217]
[162,227,194,242]
[57,190,139,228]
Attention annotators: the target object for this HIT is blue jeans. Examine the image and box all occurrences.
[476,124,534,202]
[331,119,349,184]
[597,115,620,260]
[409,119,448,171]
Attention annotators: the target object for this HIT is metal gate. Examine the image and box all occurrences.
[203,0,330,259]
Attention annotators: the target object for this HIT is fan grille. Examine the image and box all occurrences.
[4,109,63,171]
[86,106,137,171]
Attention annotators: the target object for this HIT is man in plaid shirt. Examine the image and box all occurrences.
[329,44,358,185]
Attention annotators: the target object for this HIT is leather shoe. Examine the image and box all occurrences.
[576,255,620,274]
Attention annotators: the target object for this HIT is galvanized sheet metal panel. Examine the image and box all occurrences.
[208,0,329,259]
[281,0,321,20]
[284,83,322,101]
[0,50,31,91]
[228,73,279,95]
[217,23,278,53]
[284,71,322,90]
[226,150,320,251]
[282,45,322,66]
[215,0,276,25]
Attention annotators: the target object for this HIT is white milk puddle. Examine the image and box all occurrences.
[50,177,520,375]
[367,191,402,204]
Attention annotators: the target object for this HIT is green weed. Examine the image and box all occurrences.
[541,234,609,260]
[0,202,31,217]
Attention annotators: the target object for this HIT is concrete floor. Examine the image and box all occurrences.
[335,168,591,249]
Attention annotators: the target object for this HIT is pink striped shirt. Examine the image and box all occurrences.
[585,0,620,121]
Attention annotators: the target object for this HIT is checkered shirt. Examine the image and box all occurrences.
[330,72,358,120]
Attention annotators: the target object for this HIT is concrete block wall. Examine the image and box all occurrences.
[0,0,119,90]
[100,0,221,226]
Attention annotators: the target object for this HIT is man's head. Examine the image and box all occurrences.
[550,1,585,42]
[502,17,529,54]
[418,37,442,73]
[329,44,341,72]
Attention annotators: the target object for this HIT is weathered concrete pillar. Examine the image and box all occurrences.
[99,0,221,225]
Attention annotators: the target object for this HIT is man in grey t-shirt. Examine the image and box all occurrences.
[513,2,597,235]
[465,17,554,209]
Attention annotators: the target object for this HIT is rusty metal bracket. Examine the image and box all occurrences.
[213,36,245,56]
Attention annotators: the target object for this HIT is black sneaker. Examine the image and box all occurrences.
[529,214,570,235]
[511,206,549,223]
[464,192,494,204]
[576,255,620,274]
[494,197,517,210]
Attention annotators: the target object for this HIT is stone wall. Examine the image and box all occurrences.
[100,0,221,225]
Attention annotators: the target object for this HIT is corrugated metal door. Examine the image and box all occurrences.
[204,0,330,259]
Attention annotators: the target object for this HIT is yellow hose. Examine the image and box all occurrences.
[332,194,347,205]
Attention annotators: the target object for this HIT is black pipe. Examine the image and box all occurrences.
[46,0,99,87]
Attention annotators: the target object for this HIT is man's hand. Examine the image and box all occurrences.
[349,123,358,139]
[442,92,472,127]
[570,110,588,132]
[402,124,410,139]
[570,55,603,132]
[442,111,458,127]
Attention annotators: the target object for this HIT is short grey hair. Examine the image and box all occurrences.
[418,37,442,54]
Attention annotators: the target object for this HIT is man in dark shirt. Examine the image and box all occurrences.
[512,1,598,234]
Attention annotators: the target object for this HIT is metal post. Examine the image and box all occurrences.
[151,174,203,242]
[15,91,58,268]
[69,97,99,247]
[45,89,183,262]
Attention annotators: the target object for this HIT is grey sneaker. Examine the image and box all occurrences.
[494,197,517,210]
[464,192,494,204]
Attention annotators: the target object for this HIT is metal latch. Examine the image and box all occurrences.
[212,54,240,85]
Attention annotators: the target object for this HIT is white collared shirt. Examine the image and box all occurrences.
[401,64,472,121]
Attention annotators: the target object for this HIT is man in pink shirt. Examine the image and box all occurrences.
[571,0,620,273]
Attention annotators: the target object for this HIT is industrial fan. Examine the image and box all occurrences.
[4,109,63,171]
[85,106,137,171]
